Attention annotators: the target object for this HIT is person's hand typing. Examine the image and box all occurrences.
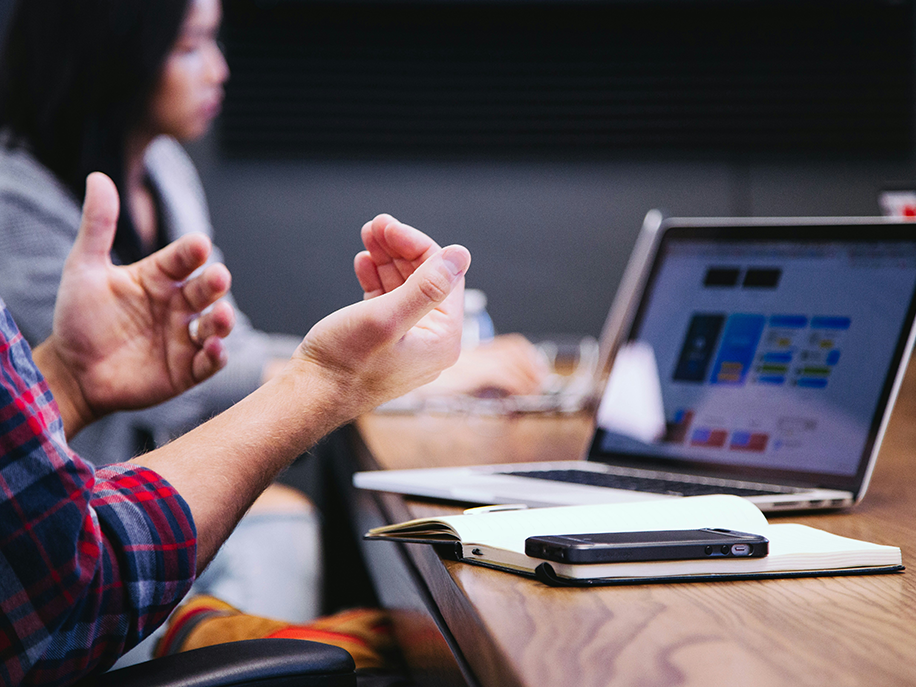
[34,172,235,436]
[418,333,549,398]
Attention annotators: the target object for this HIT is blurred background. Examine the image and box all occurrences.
[177,0,915,338]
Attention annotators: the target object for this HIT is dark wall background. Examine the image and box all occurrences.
[186,0,916,340]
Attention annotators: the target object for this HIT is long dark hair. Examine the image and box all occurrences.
[0,0,189,261]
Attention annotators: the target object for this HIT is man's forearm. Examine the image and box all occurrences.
[130,230,469,570]
[132,358,355,568]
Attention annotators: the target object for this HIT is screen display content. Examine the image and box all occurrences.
[596,236,916,479]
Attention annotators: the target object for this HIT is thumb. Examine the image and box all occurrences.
[373,244,471,339]
[70,172,120,268]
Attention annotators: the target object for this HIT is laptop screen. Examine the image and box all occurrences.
[591,221,916,492]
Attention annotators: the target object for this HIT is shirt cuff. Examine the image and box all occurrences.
[92,464,198,642]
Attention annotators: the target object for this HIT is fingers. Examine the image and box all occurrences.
[191,335,230,382]
[182,262,232,313]
[145,232,215,283]
[190,300,235,344]
[488,334,551,387]
[379,216,440,263]
[188,302,234,381]
[69,172,120,268]
[185,273,234,372]
[425,334,548,397]
[354,251,383,298]
[359,214,442,295]
[366,244,471,341]
[362,214,438,263]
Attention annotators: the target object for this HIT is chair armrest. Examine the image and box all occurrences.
[95,638,356,687]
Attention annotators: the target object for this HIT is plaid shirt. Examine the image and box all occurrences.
[0,301,197,686]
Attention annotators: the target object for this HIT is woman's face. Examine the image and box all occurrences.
[146,0,229,141]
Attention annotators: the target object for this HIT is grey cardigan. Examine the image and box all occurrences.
[0,135,300,465]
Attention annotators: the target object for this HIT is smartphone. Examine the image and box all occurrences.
[524,528,768,564]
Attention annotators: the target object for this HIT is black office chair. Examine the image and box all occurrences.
[90,638,356,687]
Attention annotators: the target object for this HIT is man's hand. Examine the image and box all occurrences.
[292,214,471,415]
[356,216,545,398]
[135,214,468,565]
[34,172,235,436]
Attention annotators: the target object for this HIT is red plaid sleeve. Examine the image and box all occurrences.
[0,303,197,687]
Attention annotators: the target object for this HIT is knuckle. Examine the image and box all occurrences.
[417,272,450,303]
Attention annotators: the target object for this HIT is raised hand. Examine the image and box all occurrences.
[35,172,235,435]
[293,214,470,413]
[354,213,443,297]
[135,214,468,565]
[356,215,547,399]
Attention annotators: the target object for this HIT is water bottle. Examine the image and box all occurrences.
[462,288,495,349]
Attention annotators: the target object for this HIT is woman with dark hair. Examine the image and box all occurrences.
[0,0,289,465]
[0,0,326,663]
[0,0,190,260]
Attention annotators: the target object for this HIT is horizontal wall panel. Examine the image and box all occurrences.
[220,0,914,158]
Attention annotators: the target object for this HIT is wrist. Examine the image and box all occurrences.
[271,357,367,439]
[32,336,95,437]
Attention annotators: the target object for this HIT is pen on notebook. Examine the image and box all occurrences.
[463,504,529,515]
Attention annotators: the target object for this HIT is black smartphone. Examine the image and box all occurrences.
[524,528,769,564]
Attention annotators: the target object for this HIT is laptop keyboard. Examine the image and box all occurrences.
[501,469,789,497]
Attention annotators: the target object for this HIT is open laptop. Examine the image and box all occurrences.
[354,212,916,511]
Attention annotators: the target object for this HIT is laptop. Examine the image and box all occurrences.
[354,211,916,512]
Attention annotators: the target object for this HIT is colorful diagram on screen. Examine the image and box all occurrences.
[665,311,850,452]
[673,312,848,389]
[751,315,848,389]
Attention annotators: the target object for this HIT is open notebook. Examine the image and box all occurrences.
[364,495,903,585]
[356,212,916,512]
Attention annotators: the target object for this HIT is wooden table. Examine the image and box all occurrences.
[345,364,916,687]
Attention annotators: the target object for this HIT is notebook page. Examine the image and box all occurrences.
[441,494,769,555]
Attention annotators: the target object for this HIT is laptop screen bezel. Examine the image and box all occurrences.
[586,217,916,496]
